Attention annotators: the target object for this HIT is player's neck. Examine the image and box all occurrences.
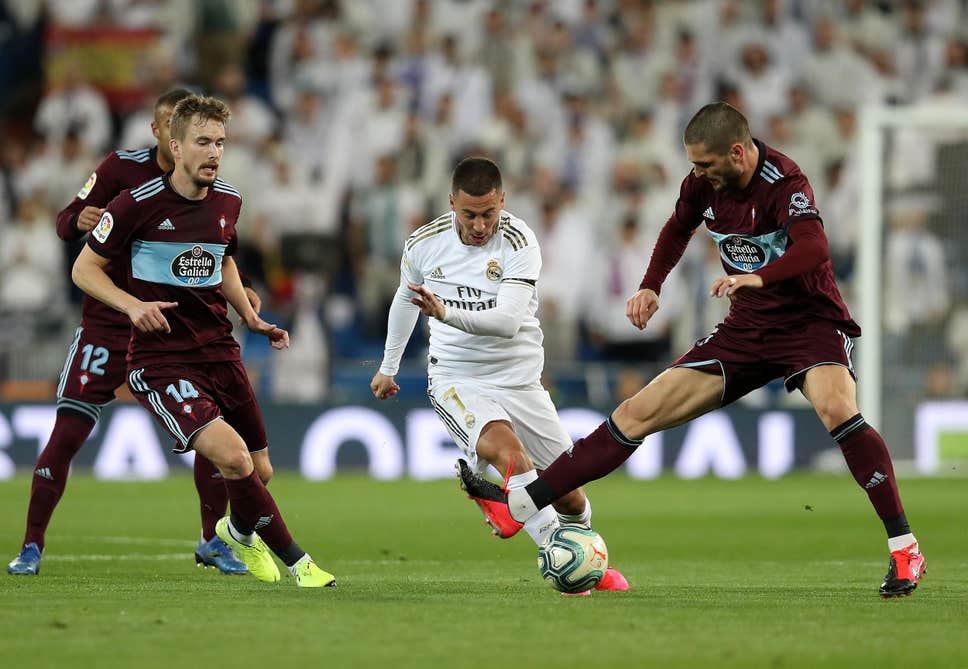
[155,148,174,173]
[169,168,208,201]
[737,143,760,190]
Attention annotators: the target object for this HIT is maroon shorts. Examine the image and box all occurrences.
[56,326,130,424]
[126,360,267,454]
[671,320,856,406]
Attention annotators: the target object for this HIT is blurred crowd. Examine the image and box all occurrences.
[1,0,968,405]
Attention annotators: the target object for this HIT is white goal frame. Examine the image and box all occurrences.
[857,105,968,430]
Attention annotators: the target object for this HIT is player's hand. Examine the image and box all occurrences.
[370,372,400,400]
[626,288,660,330]
[247,317,290,350]
[77,206,105,233]
[408,283,446,320]
[127,301,178,333]
[239,286,262,325]
[710,273,763,299]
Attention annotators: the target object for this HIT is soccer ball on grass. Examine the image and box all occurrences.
[537,526,608,593]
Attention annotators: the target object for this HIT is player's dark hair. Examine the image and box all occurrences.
[155,88,193,113]
[683,102,753,154]
[169,95,232,141]
[451,157,502,197]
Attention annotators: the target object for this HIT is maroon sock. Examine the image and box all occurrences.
[223,470,295,558]
[531,418,641,508]
[832,414,905,524]
[24,412,95,550]
[193,454,228,541]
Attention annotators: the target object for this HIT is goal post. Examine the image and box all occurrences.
[857,104,968,450]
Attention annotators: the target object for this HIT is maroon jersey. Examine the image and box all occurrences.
[57,148,165,334]
[87,174,243,368]
[653,140,859,335]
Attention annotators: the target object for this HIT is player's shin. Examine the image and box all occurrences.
[556,498,592,529]
[24,412,94,550]
[831,414,915,545]
[223,471,304,566]
[510,418,641,523]
[193,454,228,542]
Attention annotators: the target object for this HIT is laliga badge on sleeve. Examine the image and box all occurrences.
[77,172,97,200]
[92,211,114,243]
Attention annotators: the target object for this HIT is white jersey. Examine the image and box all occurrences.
[401,210,545,387]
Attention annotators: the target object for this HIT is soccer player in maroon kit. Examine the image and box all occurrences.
[68,94,336,587]
[460,103,926,598]
[8,89,260,576]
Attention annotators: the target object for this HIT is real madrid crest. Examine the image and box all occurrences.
[464,413,476,429]
[486,260,502,281]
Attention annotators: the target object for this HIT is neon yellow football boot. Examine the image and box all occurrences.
[291,557,336,588]
[215,517,280,583]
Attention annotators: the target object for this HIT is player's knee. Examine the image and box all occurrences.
[215,443,253,479]
[814,394,857,429]
[613,397,655,436]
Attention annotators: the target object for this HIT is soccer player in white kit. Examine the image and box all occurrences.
[370,157,627,592]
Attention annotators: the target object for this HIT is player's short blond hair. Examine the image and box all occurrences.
[169,95,232,142]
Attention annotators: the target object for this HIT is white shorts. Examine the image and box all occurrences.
[427,376,572,470]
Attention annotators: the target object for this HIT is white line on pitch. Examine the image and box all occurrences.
[44,553,192,562]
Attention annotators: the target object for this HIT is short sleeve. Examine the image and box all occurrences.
[86,192,140,260]
[502,243,541,285]
[773,174,822,229]
[400,246,424,285]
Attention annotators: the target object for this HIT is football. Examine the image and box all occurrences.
[537,526,609,593]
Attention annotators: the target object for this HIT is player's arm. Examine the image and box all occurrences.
[221,255,289,350]
[711,219,829,298]
[372,254,424,400]
[629,214,697,330]
[72,245,177,333]
[408,281,533,338]
[55,155,119,240]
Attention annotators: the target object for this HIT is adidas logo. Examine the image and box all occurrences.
[34,467,53,481]
[253,515,274,530]
[429,267,446,280]
[864,471,887,489]
[702,207,715,220]
[157,218,175,231]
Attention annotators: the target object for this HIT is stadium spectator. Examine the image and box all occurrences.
[34,63,111,154]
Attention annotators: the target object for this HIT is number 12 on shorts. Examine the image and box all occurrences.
[165,379,200,404]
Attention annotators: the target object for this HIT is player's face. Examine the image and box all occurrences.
[685,142,745,191]
[451,188,505,246]
[172,117,226,188]
[151,105,175,164]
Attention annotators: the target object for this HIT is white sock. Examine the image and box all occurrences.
[228,518,256,546]
[506,470,556,543]
[508,487,539,523]
[288,553,311,577]
[557,498,592,529]
[888,533,917,553]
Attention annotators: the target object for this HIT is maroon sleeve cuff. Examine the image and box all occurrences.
[754,219,828,286]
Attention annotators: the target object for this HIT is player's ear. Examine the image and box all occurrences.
[151,121,160,141]
[499,191,506,209]
[169,138,180,160]
[449,192,455,209]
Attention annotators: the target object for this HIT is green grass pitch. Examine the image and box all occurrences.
[1,473,965,668]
